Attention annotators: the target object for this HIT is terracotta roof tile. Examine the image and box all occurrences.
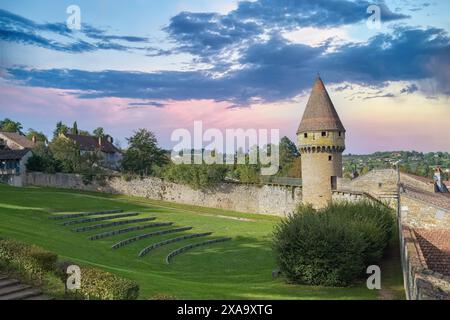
[65,134,121,154]
[413,229,450,276]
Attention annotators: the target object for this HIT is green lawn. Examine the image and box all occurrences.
[0,184,405,299]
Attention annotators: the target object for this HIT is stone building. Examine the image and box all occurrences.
[297,76,346,208]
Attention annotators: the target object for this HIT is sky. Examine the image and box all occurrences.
[0,0,449,153]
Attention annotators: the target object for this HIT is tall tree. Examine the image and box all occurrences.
[49,137,80,173]
[0,118,23,133]
[122,129,167,175]
[71,121,79,135]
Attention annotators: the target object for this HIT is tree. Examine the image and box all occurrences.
[122,129,167,175]
[26,142,61,173]
[0,118,23,133]
[278,136,300,177]
[53,121,69,138]
[26,129,48,143]
[71,121,79,135]
[49,137,81,173]
[93,127,105,138]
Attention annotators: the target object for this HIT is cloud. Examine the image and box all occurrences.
[400,84,419,94]
[128,101,166,108]
[4,25,450,105]
[164,0,409,59]
[0,9,149,53]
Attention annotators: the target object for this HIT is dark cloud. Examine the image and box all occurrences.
[400,84,419,94]
[0,9,149,53]
[5,25,450,105]
[128,101,166,108]
[164,0,409,59]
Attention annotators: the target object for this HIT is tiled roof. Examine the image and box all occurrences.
[0,148,32,160]
[297,76,345,133]
[413,228,450,276]
[0,131,35,149]
[65,134,121,154]
[403,185,450,211]
[401,172,434,184]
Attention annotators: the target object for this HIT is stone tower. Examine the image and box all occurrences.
[297,76,346,208]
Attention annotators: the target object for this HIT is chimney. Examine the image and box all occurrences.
[32,135,36,143]
[98,136,102,147]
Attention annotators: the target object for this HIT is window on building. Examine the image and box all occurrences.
[338,132,342,137]
[321,131,327,137]
[328,155,332,161]
[304,133,308,138]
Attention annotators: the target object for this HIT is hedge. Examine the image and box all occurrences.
[61,212,139,226]
[74,217,156,232]
[50,209,123,220]
[138,232,212,257]
[112,227,193,249]
[89,222,174,241]
[0,239,57,282]
[166,237,232,264]
[58,264,139,300]
[272,201,394,286]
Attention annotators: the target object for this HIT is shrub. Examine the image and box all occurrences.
[272,202,394,286]
[0,239,58,282]
[72,266,139,300]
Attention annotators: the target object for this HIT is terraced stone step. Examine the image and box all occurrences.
[112,226,193,249]
[166,237,232,264]
[0,288,42,300]
[50,209,124,220]
[61,213,140,226]
[0,279,19,289]
[0,275,8,281]
[89,222,174,240]
[0,284,31,296]
[74,217,156,232]
[138,232,213,257]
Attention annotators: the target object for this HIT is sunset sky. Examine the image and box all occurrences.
[0,0,449,153]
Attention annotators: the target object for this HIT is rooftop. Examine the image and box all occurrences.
[0,148,32,160]
[65,134,120,154]
[414,228,450,276]
[0,131,35,149]
[297,76,345,133]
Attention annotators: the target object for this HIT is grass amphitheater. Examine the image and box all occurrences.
[0,184,405,299]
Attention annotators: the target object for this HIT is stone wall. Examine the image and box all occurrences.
[25,172,302,217]
[399,186,450,300]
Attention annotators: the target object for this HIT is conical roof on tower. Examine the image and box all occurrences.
[297,76,345,133]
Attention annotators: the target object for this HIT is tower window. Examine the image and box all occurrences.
[339,132,342,137]
[321,131,327,137]
[328,155,332,161]
[304,133,308,138]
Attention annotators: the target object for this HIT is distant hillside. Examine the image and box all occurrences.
[343,151,450,180]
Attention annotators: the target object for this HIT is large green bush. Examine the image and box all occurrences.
[272,201,394,286]
[0,238,58,282]
[72,266,139,300]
